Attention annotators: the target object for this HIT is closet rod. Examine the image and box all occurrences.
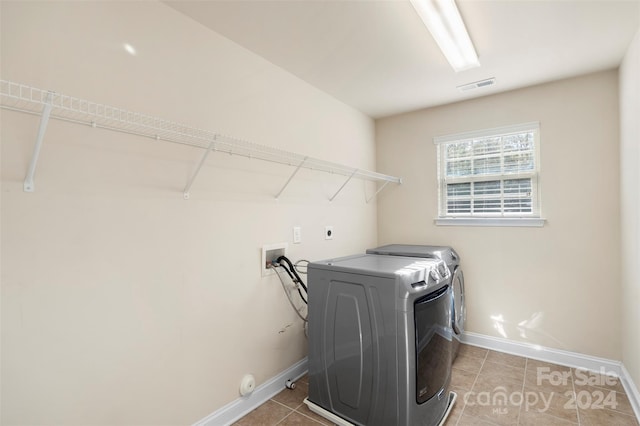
[0,80,402,197]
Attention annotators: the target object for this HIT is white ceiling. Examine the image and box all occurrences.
[166,0,640,119]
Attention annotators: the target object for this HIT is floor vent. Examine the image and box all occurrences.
[457,78,496,92]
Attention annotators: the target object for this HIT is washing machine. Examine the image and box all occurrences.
[367,245,465,358]
[305,254,455,426]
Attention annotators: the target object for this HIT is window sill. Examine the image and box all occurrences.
[434,217,546,227]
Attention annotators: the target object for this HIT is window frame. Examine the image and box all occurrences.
[434,122,545,227]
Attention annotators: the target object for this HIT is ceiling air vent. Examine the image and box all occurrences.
[457,78,496,92]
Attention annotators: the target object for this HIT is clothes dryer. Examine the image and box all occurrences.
[367,245,465,358]
[305,254,455,426]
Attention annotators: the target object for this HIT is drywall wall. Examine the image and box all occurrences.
[620,28,640,390]
[376,70,621,360]
[0,2,379,424]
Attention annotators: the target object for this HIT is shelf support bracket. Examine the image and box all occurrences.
[329,169,358,202]
[365,180,391,204]
[23,91,54,192]
[275,157,307,200]
[183,139,216,200]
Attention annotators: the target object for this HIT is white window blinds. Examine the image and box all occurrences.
[435,123,541,219]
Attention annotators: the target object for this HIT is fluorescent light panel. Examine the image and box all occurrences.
[410,0,480,72]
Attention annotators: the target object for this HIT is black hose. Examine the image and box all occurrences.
[277,255,308,293]
[275,263,304,304]
[276,258,296,281]
[277,255,308,304]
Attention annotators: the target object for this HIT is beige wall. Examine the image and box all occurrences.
[620,28,640,389]
[0,2,378,424]
[376,70,621,360]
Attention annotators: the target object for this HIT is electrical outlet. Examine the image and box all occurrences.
[293,226,302,244]
[325,226,334,240]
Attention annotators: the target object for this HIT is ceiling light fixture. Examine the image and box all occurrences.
[410,0,480,72]
[123,43,137,56]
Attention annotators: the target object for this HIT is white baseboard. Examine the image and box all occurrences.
[621,363,640,422]
[193,357,308,426]
[461,331,640,421]
[462,332,623,375]
[194,333,640,425]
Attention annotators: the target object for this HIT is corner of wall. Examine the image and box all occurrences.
[619,26,640,393]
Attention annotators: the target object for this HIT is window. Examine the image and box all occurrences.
[434,122,543,227]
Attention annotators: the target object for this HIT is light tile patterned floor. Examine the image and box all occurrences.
[234,344,639,425]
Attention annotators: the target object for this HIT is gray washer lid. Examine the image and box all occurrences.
[367,244,459,266]
[310,253,443,281]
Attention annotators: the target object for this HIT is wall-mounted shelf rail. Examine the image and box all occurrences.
[0,80,402,200]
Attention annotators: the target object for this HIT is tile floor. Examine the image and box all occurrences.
[233,344,639,425]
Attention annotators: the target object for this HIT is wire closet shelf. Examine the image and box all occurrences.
[0,80,402,200]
